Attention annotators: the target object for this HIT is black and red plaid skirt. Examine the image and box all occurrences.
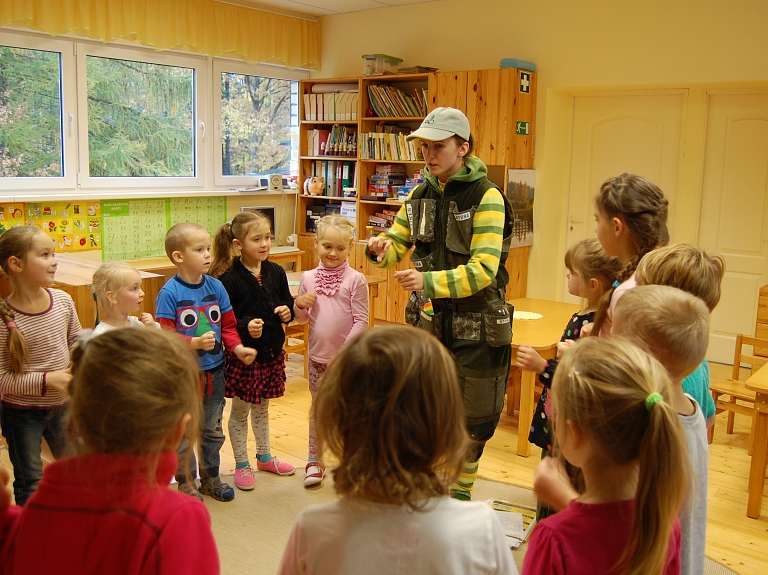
[225,350,286,404]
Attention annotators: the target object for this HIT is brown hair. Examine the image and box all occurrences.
[69,328,201,459]
[453,134,475,159]
[553,337,688,575]
[592,174,669,336]
[92,262,142,318]
[636,244,725,312]
[164,222,208,264]
[564,238,623,293]
[316,215,355,245]
[613,285,710,381]
[314,326,469,509]
[209,211,272,278]
[0,226,50,373]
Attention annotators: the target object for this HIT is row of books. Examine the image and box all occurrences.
[305,127,356,157]
[303,93,359,122]
[367,207,399,233]
[309,160,357,197]
[359,132,423,161]
[367,85,428,118]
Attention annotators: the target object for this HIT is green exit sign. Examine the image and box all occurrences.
[516,121,530,135]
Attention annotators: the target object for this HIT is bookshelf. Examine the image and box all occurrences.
[297,68,537,322]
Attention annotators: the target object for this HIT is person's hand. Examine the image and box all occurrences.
[556,340,575,359]
[367,236,392,263]
[139,312,156,327]
[192,331,216,351]
[234,345,257,366]
[248,318,264,338]
[0,466,12,513]
[295,292,317,310]
[581,322,594,337]
[393,269,424,291]
[46,368,72,394]
[274,305,292,323]
[533,457,578,512]
[516,345,548,374]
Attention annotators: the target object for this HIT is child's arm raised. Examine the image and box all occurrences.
[293,272,314,325]
[517,345,548,374]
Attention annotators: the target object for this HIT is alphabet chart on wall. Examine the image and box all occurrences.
[102,199,169,261]
[25,201,102,252]
[169,197,227,238]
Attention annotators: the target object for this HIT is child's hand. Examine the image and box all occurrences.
[516,345,548,373]
[248,318,264,338]
[556,340,574,359]
[193,331,216,351]
[0,466,12,513]
[393,269,424,291]
[274,305,292,322]
[234,345,257,366]
[139,312,156,327]
[533,457,578,512]
[46,368,72,394]
[295,292,317,310]
[367,236,392,263]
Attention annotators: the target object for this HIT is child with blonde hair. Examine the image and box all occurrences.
[517,238,620,520]
[211,211,297,490]
[613,286,710,575]
[92,261,160,335]
[591,173,669,337]
[294,215,368,487]
[523,337,687,575]
[0,328,219,574]
[0,226,80,506]
[635,243,726,428]
[278,326,517,575]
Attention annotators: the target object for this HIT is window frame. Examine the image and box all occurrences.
[75,42,209,191]
[212,59,306,188]
[0,30,78,193]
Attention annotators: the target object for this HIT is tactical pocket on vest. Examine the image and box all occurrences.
[446,201,475,255]
[416,198,437,242]
[484,300,512,347]
[452,311,482,341]
[411,253,435,273]
[459,373,507,420]
[404,199,421,239]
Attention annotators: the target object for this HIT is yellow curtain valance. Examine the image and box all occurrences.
[0,0,320,69]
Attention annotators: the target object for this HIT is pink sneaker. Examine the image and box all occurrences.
[234,465,255,491]
[256,456,296,476]
[304,462,325,488]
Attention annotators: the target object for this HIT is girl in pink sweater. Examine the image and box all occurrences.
[294,216,369,488]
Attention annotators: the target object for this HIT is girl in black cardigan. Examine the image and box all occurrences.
[211,211,296,490]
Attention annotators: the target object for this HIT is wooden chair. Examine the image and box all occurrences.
[283,321,309,379]
[709,334,766,453]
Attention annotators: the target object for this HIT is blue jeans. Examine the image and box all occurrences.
[176,365,226,483]
[1,403,69,506]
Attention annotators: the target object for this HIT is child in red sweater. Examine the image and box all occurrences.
[0,328,219,575]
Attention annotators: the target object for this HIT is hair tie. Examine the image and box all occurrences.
[227,221,233,228]
[6,321,17,330]
[612,280,620,288]
[645,392,664,412]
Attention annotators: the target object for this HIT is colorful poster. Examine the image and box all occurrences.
[102,199,169,261]
[506,169,535,248]
[0,203,27,235]
[170,197,227,238]
[25,201,102,252]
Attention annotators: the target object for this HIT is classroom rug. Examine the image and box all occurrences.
[206,473,740,575]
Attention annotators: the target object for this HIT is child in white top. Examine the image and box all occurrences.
[92,262,160,335]
[278,326,517,575]
[293,216,368,487]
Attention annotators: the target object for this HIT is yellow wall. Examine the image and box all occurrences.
[318,0,768,298]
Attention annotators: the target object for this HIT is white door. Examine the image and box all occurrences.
[699,92,768,362]
[563,92,685,302]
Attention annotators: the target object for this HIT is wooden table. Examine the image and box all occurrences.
[745,363,768,518]
[507,298,582,457]
[51,254,165,329]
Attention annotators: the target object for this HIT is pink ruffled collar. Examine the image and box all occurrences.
[315,260,348,296]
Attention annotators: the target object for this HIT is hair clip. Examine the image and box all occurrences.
[612,280,620,288]
[6,321,17,330]
[645,392,664,412]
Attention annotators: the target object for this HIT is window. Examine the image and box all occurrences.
[213,60,303,187]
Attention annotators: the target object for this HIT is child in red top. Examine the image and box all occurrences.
[0,328,219,575]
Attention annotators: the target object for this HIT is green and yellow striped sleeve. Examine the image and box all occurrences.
[423,188,505,300]
[366,201,413,267]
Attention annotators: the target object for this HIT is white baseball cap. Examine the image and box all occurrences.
[406,107,471,142]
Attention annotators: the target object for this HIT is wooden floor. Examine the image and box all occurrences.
[1,358,766,574]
